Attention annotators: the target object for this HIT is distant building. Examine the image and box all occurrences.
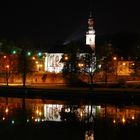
[44,53,64,73]
[117,61,133,76]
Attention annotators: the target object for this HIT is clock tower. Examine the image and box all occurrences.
[86,13,95,50]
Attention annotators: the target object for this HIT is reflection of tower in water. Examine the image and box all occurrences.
[85,130,94,140]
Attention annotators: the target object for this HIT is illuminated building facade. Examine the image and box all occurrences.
[44,53,64,73]
[86,13,95,50]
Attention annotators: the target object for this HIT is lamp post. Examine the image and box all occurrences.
[5,65,10,86]
[113,56,118,79]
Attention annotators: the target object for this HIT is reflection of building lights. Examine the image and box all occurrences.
[39,112,42,116]
[5,108,9,113]
[80,112,83,118]
[122,117,126,123]
[2,117,5,120]
[11,120,15,124]
[36,110,39,115]
[35,118,38,122]
[132,116,135,120]
[37,118,41,122]
[65,108,70,112]
[113,119,116,124]
[78,63,84,67]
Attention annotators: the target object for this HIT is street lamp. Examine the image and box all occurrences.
[113,56,118,79]
[64,55,69,61]
[78,63,84,68]
[5,65,10,86]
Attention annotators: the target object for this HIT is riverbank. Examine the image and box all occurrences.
[0,85,140,105]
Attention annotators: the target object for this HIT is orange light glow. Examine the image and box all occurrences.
[132,116,135,120]
[122,62,126,66]
[32,57,35,60]
[5,108,9,113]
[122,117,126,123]
[3,55,7,59]
[6,65,9,69]
[113,56,117,60]
[64,56,68,61]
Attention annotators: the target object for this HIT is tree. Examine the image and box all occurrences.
[61,42,82,85]
[17,49,35,87]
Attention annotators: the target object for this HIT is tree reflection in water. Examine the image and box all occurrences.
[0,97,140,139]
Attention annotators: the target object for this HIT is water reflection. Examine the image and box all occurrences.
[1,97,140,140]
[0,96,140,125]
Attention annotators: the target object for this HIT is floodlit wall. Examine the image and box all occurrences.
[44,53,64,73]
[117,61,133,76]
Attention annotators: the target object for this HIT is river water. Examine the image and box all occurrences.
[0,96,140,140]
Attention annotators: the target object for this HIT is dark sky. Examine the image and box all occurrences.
[0,0,140,46]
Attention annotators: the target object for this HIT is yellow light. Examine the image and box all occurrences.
[39,64,43,67]
[113,119,116,124]
[80,112,83,118]
[35,61,38,64]
[64,56,68,61]
[39,112,42,116]
[5,108,9,113]
[122,62,126,66]
[113,56,117,60]
[32,57,35,60]
[36,110,39,115]
[122,117,126,123]
[132,115,135,120]
[3,55,7,59]
[78,63,84,67]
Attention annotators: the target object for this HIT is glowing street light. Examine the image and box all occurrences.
[12,50,16,54]
[113,119,116,124]
[78,63,84,68]
[32,56,36,60]
[113,56,117,61]
[64,56,69,61]
[6,65,9,69]
[27,51,31,56]
[3,55,7,59]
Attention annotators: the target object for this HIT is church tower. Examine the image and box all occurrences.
[86,12,95,50]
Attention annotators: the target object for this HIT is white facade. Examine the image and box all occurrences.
[86,31,95,47]
[86,16,95,50]
[44,53,64,73]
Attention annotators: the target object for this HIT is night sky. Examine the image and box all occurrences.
[0,0,140,47]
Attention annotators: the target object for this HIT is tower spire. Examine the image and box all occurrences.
[86,11,95,50]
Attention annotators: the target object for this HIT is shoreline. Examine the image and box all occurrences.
[0,85,140,105]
